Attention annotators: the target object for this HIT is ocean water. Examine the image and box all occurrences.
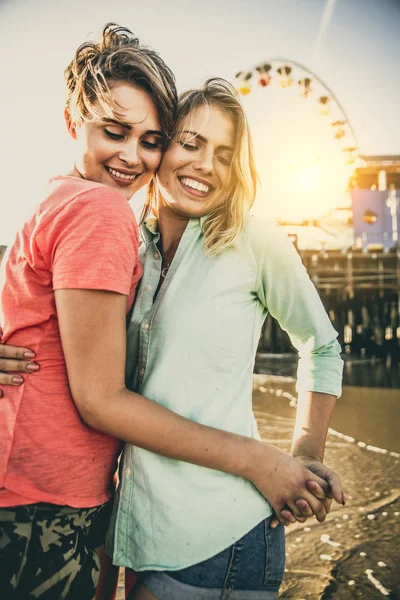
[255,354,400,454]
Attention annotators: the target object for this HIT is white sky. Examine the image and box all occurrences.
[0,0,399,244]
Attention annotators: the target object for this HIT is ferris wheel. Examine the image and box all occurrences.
[234,58,359,166]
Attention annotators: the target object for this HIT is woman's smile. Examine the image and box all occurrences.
[105,166,142,187]
[178,176,215,198]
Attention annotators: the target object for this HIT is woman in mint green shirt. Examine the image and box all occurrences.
[107,79,344,599]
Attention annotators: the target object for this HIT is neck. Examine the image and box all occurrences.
[157,202,189,258]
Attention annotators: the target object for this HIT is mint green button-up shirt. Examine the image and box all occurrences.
[108,215,343,571]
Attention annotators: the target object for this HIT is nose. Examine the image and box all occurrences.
[118,139,141,167]
[194,148,214,175]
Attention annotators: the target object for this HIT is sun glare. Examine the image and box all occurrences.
[243,78,353,222]
[291,163,320,189]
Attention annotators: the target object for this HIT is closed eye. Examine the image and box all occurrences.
[141,140,163,150]
[104,129,124,141]
[180,142,198,151]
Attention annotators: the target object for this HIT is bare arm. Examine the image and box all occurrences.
[291,391,345,506]
[54,287,333,525]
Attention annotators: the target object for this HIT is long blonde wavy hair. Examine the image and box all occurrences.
[141,78,258,256]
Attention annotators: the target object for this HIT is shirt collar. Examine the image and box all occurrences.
[141,215,208,247]
[140,218,160,246]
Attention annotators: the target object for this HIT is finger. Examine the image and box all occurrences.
[306,481,332,513]
[286,502,307,523]
[280,509,296,525]
[307,473,344,506]
[271,505,296,527]
[326,472,345,505]
[270,516,281,529]
[0,374,24,386]
[310,475,330,495]
[301,492,328,523]
[295,499,314,519]
[322,497,332,513]
[0,343,35,360]
[306,480,328,500]
[0,358,39,373]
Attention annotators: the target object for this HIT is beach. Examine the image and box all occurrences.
[253,374,400,599]
[116,371,400,599]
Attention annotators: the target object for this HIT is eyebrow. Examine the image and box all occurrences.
[179,130,234,152]
[103,118,163,137]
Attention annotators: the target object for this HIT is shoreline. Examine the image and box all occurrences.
[253,372,400,455]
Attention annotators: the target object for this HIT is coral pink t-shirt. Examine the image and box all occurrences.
[0,176,143,508]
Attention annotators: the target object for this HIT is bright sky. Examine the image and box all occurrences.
[0,0,399,244]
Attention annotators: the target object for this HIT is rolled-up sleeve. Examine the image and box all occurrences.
[255,220,343,397]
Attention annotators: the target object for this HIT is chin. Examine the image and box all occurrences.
[173,204,206,219]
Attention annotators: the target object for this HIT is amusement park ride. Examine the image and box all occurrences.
[235,58,359,166]
[233,59,400,253]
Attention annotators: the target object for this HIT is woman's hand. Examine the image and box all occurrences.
[247,442,333,528]
[294,455,345,507]
[270,479,330,528]
[269,456,344,528]
[0,343,39,396]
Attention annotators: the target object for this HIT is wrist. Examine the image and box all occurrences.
[239,438,278,483]
[291,437,324,462]
[291,450,323,460]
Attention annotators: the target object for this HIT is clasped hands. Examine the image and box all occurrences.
[269,455,344,528]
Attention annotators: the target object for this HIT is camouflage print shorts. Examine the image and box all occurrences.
[0,502,104,600]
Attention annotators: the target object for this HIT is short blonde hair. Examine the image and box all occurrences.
[142,78,258,256]
[65,23,177,143]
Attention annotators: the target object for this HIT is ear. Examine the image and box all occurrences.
[64,106,78,140]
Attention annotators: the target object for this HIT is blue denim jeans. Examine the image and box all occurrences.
[140,516,285,599]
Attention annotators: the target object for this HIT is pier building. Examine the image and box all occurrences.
[350,155,400,251]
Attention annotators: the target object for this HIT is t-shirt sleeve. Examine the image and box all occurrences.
[36,187,139,295]
[254,220,343,397]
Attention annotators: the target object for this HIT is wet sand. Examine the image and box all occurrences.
[253,375,400,599]
[116,374,400,599]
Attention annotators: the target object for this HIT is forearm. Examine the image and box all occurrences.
[291,391,337,461]
[81,386,260,480]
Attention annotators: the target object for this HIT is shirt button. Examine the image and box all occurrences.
[139,367,145,377]
[145,285,152,291]
[124,467,131,477]
[154,252,160,259]
[142,323,149,330]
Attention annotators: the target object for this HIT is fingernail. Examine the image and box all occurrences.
[23,351,36,359]
[12,376,24,384]
[26,363,39,372]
